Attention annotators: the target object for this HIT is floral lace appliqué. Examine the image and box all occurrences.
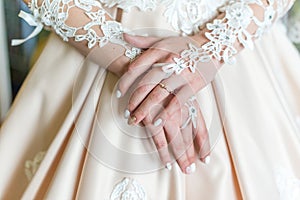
[161,0,227,35]
[25,151,46,181]
[181,96,198,129]
[110,178,147,200]
[12,0,141,60]
[100,0,227,35]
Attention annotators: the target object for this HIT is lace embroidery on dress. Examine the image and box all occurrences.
[24,151,46,181]
[161,0,227,35]
[110,178,147,200]
[100,0,228,35]
[275,166,300,200]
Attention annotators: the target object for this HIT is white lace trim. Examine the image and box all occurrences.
[162,0,290,75]
[110,178,147,200]
[24,151,46,181]
[275,167,300,200]
[13,0,294,65]
[12,0,141,59]
[201,0,280,64]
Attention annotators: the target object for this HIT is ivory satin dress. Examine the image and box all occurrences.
[1,1,300,199]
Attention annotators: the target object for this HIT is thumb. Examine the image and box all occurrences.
[124,33,162,49]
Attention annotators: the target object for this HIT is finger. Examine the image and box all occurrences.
[164,122,196,174]
[124,34,162,49]
[117,49,168,98]
[153,85,196,127]
[180,121,196,166]
[129,76,186,125]
[149,126,173,170]
[193,105,211,164]
[126,60,185,114]
[126,68,167,113]
[142,98,173,170]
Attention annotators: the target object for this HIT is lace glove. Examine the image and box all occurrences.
[12,0,141,76]
[155,0,296,71]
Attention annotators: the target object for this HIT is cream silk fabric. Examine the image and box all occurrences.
[1,3,300,200]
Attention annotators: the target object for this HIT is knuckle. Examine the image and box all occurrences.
[137,84,151,93]
[143,116,152,125]
[173,143,186,156]
[136,108,147,118]
[164,110,172,120]
[170,97,180,108]
[151,89,164,101]
[154,138,168,149]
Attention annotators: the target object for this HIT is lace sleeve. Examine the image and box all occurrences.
[12,0,140,60]
[162,0,296,77]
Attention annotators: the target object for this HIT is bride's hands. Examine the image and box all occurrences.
[118,35,219,124]
[117,34,217,172]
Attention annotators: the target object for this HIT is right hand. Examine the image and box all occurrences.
[137,86,211,174]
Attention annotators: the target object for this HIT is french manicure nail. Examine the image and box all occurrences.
[124,109,130,119]
[154,118,162,127]
[204,156,210,164]
[116,90,122,98]
[186,163,196,174]
[166,163,172,171]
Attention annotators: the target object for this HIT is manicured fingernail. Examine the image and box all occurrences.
[204,156,210,164]
[166,162,172,171]
[128,116,137,125]
[116,90,122,98]
[186,163,196,174]
[154,118,162,127]
[124,109,130,119]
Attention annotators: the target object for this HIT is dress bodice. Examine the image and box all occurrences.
[100,0,228,35]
